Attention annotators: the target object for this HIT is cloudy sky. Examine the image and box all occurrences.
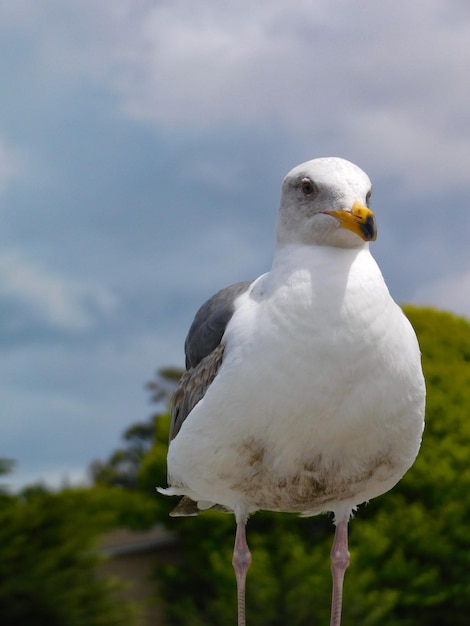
[1,0,469,490]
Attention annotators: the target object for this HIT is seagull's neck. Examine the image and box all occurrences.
[250,241,390,345]
[258,241,382,315]
[270,241,367,282]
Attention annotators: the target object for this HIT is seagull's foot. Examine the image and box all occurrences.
[232,518,252,626]
[329,518,350,626]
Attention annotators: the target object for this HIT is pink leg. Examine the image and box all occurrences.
[232,517,252,626]
[329,518,350,626]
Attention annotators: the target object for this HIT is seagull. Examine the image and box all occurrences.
[159,157,426,626]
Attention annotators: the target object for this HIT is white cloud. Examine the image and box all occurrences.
[97,1,470,192]
[101,1,457,126]
[414,269,470,319]
[2,1,469,193]
[0,250,117,331]
[345,108,470,195]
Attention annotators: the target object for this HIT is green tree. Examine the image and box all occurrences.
[0,484,158,626]
[89,418,159,489]
[0,458,15,477]
[0,458,15,496]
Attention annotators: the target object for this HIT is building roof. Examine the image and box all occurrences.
[100,525,177,557]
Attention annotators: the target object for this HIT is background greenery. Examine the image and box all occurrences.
[2,307,470,625]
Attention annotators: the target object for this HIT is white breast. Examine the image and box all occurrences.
[167,244,425,516]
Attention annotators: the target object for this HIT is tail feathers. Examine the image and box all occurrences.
[169,496,200,517]
[158,492,232,517]
[157,486,232,517]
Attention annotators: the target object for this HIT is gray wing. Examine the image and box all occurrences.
[184,280,253,369]
[169,280,252,441]
[170,343,225,441]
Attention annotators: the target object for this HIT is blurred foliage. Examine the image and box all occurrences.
[0,457,15,497]
[0,482,158,625]
[0,367,176,626]
[141,307,470,625]
[0,458,15,476]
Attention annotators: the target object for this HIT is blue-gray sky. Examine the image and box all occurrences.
[1,0,469,489]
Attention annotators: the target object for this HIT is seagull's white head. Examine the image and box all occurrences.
[276,157,376,249]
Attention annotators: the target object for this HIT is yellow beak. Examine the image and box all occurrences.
[322,201,377,242]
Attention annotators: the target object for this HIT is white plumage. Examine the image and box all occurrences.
[159,157,425,626]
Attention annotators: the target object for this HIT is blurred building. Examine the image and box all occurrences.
[100,526,179,626]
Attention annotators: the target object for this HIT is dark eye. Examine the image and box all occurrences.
[365,189,372,207]
[301,178,316,195]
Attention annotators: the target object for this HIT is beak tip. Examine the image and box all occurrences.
[361,214,378,242]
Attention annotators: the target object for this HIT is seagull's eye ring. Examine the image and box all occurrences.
[301,178,316,195]
[365,189,372,207]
